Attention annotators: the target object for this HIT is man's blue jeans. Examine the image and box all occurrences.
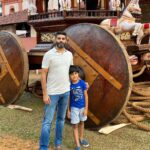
[40,91,70,150]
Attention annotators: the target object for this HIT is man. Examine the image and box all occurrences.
[40,31,73,150]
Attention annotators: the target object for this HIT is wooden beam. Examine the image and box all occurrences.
[68,37,122,90]
[0,46,20,87]
[0,93,5,104]
[88,110,101,125]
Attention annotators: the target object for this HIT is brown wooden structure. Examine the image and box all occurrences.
[65,24,132,127]
[0,0,150,128]
[28,10,122,70]
[0,31,28,105]
[28,10,134,128]
[27,9,150,128]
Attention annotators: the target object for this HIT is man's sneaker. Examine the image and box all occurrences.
[75,146,81,150]
[80,139,89,147]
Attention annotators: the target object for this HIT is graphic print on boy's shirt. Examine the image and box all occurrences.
[72,86,84,101]
[70,80,87,108]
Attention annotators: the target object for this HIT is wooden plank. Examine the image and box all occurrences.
[88,110,101,125]
[0,46,20,87]
[7,105,32,112]
[0,57,8,80]
[74,53,98,86]
[138,44,150,51]
[0,93,5,104]
[98,123,131,134]
[68,37,122,90]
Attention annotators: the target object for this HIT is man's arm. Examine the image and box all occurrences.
[41,68,50,104]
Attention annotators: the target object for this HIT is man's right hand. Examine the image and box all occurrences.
[43,95,51,104]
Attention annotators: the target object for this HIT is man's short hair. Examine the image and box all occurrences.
[69,65,79,75]
[55,31,67,37]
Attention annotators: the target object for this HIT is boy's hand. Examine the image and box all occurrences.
[67,110,71,119]
[83,109,88,116]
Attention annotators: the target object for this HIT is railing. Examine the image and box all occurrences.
[65,10,122,18]
[29,11,63,20]
[29,10,122,21]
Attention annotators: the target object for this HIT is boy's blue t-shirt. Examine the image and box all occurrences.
[70,79,87,108]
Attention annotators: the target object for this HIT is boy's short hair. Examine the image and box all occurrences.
[69,65,79,75]
[55,31,67,37]
[69,65,86,80]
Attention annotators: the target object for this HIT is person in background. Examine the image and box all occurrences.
[77,0,86,10]
[48,0,59,11]
[67,65,89,150]
[120,0,125,10]
[109,0,121,15]
[59,0,71,11]
[39,31,73,150]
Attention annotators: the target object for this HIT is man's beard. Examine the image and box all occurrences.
[56,42,65,48]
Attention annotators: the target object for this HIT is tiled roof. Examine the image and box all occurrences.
[0,10,28,25]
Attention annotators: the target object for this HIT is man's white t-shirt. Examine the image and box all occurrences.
[42,47,73,95]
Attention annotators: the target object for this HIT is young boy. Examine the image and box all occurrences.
[67,65,89,150]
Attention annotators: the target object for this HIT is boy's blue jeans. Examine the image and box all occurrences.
[40,91,70,150]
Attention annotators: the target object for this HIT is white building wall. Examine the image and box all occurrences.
[22,0,30,10]
[30,25,37,37]
[4,0,34,15]
[5,3,19,15]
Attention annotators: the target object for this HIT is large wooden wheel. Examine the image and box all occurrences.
[65,23,133,127]
[0,31,29,105]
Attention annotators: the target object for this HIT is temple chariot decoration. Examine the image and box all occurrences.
[0,0,150,130]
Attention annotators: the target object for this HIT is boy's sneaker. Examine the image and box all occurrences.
[75,146,80,150]
[80,139,89,147]
[54,145,62,150]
